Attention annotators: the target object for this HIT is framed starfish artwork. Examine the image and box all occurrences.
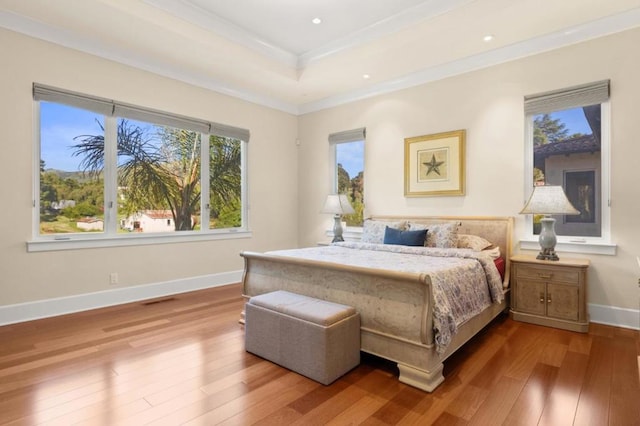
[404,129,465,197]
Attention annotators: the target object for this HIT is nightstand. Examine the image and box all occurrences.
[510,254,589,332]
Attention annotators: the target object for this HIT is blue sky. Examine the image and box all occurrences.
[336,140,364,178]
[547,107,592,135]
[42,103,590,173]
[41,102,160,171]
[40,102,103,171]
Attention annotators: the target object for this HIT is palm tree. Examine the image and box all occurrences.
[72,119,241,231]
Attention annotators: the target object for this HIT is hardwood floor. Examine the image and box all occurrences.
[0,283,638,425]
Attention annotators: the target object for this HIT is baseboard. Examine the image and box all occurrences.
[589,303,640,330]
[1,281,637,331]
[0,270,243,326]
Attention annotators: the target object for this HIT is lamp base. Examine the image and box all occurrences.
[537,216,560,261]
[331,214,344,243]
[536,248,559,261]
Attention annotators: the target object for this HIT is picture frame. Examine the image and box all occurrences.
[404,129,465,197]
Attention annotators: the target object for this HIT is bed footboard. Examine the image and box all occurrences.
[240,251,450,391]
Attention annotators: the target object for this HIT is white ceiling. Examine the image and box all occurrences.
[1,0,640,114]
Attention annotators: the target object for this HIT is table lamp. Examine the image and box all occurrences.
[322,194,355,243]
[520,185,580,261]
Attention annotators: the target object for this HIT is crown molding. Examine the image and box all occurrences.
[2,7,640,116]
[297,0,474,68]
[0,10,299,115]
[142,0,299,68]
[299,8,640,114]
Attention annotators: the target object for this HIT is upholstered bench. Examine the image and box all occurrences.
[245,290,360,385]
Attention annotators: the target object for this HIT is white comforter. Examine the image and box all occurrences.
[267,242,504,352]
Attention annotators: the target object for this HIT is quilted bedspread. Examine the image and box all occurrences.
[267,242,504,352]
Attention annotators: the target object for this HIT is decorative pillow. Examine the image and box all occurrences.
[361,220,406,244]
[457,234,493,251]
[483,246,501,259]
[409,222,459,248]
[383,226,427,247]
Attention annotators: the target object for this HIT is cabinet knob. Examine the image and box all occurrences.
[539,294,545,303]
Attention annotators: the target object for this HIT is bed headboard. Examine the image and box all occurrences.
[370,215,513,289]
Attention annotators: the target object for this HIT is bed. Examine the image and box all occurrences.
[240,215,513,392]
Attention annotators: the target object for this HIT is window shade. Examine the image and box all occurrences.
[33,84,113,116]
[328,127,366,144]
[33,83,250,141]
[113,104,210,134]
[211,123,250,142]
[524,80,610,115]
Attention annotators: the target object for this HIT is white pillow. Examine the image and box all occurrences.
[361,220,406,244]
[409,222,459,248]
[483,246,501,259]
[457,234,493,251]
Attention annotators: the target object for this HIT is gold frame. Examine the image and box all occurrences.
[404,129,465,197]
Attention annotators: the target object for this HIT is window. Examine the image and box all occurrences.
[524,80,611,246]
[33,84,248,248]
[329,128,365,226]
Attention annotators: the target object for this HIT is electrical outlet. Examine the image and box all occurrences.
[110,272,119,285]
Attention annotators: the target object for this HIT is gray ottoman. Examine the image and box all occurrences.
[245,290,360,385]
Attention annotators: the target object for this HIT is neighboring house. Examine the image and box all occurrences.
[121,210,179,233]
[534,134,601,237]
[76,217,104,231]
[51,200,75,210]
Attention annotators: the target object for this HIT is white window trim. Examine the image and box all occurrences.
[27,230,252,252]
[327,128,366,231]
[32,85,250,250]
[520,102,615,256]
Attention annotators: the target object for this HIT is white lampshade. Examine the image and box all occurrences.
[321,194,355,215]
[520,185,580,215]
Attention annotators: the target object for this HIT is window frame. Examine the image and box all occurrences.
[328,128,366,230]
[29,85,250,252]
[521,81,615,255]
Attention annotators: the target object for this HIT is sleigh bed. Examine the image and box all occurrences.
[240,215,513,392]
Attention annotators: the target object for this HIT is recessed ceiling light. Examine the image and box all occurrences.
[312,17,322,25]
[363,74,370,79]
[483,34,494,42]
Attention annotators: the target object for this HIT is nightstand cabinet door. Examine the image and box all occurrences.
[510,255,589,333]
[546,283,579,321]
[514,279,546,316]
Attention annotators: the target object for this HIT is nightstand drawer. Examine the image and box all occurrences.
[515,265,579,284]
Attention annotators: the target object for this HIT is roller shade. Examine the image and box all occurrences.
[33,84,113,116]
[328,127,366,144]
[524,80,610,115]
[113,104,210,134]
[211,123,250,142]
[33,83,250,141]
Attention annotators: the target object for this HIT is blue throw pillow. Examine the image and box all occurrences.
[383,226,427,246]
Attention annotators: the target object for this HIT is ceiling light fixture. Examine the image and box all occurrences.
[312,18,322,25]
[363,74,370,79]
[483,34,494,42]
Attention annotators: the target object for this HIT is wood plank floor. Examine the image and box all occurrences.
[0,283,638,425]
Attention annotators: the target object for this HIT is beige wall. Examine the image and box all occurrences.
[0,29,298,305]
[298,28,640,311]
[2,25,638,316]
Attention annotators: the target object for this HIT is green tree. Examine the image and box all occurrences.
[337,163,350,194]
[208,136,241,227]
[533,114,569,146]
[72,120,241,231]
[40,169,61,214]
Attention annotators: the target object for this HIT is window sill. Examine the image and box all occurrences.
[27,230,252,252]
[519,238,616,256]
[324,226,363,242]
